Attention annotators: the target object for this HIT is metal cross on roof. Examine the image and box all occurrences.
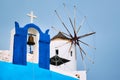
[27,11,37,23]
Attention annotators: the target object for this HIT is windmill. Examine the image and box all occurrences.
[52,4,96,69]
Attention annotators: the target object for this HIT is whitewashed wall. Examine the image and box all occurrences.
[0,29,87,80]
[50,39,77,71]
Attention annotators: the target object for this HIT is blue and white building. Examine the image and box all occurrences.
[0,12,86,80]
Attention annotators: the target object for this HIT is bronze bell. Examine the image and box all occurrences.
[27,35,35,45]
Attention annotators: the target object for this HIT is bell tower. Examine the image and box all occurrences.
[10,11,50,69]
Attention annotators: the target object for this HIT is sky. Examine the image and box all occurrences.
[0,0,120,80]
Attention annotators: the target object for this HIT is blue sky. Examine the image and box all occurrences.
[0,0,120,80]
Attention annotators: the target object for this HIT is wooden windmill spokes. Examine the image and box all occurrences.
[53,3,96,69]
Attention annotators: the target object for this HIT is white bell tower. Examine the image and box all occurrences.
[10,11,39,63]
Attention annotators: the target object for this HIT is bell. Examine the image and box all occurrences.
[27,35,35,45]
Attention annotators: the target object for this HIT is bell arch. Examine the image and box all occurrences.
[13,22,50,69]
[27,27,39,63]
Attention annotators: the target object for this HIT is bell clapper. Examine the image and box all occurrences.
[29,45,33,54]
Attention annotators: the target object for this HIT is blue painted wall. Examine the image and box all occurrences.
[0,61,78,80]
[13,22,50,69]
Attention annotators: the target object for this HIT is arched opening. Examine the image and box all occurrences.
[13,22,50,69]
[27,28,39,63]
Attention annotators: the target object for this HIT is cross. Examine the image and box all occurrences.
[27,11,37,23]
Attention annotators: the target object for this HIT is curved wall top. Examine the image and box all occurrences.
[13,22,50,69]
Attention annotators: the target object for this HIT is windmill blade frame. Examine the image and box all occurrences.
[78,40,96,49]
[77,16,86,34]
[63,3,77,36]
[78,32,96,39]
[55,10,73,38]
